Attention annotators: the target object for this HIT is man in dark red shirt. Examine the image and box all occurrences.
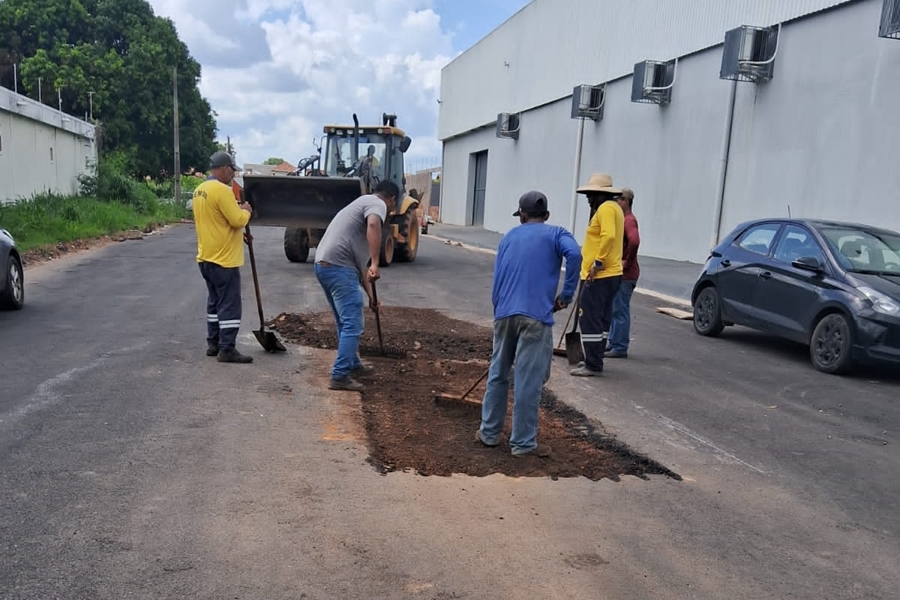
[606,188,640,358]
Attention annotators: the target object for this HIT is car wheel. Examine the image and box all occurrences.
[693,286,724,337]
[810,313,854,374]
[1,253,24,310]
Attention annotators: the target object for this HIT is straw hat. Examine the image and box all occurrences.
[577,173,622,195]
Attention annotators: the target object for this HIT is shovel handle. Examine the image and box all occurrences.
[557,299,576,348]
[245,225,266,327]
[568,280,584,335]
[371,281,384,352]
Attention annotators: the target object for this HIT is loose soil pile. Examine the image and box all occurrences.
[268,307,679,482]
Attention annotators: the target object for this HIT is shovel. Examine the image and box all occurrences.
[359,280,407,359]
[245,225,287,353]
[564,281,585,365]
[553,294,578,358]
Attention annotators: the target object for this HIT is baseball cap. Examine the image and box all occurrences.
[209,150,242,171]
[513,190,549,217]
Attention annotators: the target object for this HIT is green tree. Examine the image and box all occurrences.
[0,0,218,178]
[263,157,285,165]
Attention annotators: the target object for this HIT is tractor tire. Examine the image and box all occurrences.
[394,210,420,263]
[284,227,310,263]
[379,234,394,267]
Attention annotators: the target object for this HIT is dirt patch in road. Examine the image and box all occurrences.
[268,307,679,482]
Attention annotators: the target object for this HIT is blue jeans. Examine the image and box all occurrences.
[479,315,553,454]
[607,279,636,353]
[314,263,366,379]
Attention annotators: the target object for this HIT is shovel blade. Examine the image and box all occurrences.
[254,329,287,353]
[564,332,584,365]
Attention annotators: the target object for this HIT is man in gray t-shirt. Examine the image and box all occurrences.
[314,180,399,391]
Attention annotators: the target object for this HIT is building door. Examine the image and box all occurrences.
[471,150,488,227]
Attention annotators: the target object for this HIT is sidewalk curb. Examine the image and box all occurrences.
[421,232,501,257]
[422,233,693,309]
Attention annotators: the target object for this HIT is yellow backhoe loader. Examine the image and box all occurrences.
[241,112,421,266]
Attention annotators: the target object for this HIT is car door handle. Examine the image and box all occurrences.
[720,259,731,267]
[760,271,772,279]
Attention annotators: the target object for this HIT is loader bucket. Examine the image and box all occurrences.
[241,174,366,228]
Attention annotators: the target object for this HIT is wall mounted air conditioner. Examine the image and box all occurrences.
[496,112,520,140]
[720,24,781,82]
[571,84,606,121]
[631,59,677,105]
[879,0,900,39]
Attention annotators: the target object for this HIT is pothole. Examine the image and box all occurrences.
[268,307,680,482]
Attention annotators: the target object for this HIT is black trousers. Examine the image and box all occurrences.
[578,275,622,371]
[199,262,242,349]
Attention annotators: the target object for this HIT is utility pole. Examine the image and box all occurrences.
[87,91,94,121]
[173,67,181,204]
[12,64,17,94]
[57,88,62,112]
[37,77,42,104]
[568,116,585,233]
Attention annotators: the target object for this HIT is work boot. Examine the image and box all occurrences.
[475,430,499,448]
[217,347,253,363]
[605,350,628,359]
[329,376,364,392]
[352,362,376,376]
[512,444,551,458]
[207,342,219,357]
[570,365,602,377]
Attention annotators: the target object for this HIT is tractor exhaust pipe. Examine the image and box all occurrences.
[352,113,359,164]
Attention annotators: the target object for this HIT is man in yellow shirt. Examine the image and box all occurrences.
[571,173,625,377]
[193,151,253,363]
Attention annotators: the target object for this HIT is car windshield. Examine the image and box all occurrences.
[324,133,388,177]
[817,226,900,275]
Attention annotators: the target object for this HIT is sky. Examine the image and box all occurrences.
[145,0,531,171]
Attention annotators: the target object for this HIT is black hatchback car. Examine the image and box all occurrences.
[691,218,900,374]
[1,227,24,310]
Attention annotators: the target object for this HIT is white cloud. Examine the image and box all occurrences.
[148,0,452,169]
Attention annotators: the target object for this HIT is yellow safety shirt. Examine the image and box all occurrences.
[580,200,624,280]
[192,179,250,268]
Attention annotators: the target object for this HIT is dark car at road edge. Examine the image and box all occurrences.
[691,218,900,375]
[1,227,24,310]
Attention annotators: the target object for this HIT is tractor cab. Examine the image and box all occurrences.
[322,113,412,196]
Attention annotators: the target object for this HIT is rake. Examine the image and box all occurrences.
[358,280,407,359]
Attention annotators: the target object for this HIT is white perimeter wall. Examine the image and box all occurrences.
[440,0,900,263]
[0,92,97,204]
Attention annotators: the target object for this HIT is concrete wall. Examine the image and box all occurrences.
[440,0,900,263]
[0,89,97,203]
[438,0,853,140]
[721,0,900,232]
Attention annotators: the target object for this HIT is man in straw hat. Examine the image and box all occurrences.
[570,173,625,377]
[476,191,582,457]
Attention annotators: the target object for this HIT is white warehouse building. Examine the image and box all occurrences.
[437,0,900,262]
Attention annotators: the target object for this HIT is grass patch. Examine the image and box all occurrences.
[0,192,186,252]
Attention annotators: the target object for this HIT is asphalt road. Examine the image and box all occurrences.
[1,223,898,599]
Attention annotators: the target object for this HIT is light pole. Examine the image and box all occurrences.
[173,67,181,203]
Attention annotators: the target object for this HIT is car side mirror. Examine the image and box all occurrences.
[399,136,412,153]
[792,256,823,273]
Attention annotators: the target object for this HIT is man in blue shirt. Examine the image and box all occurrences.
[476,191,582,457]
